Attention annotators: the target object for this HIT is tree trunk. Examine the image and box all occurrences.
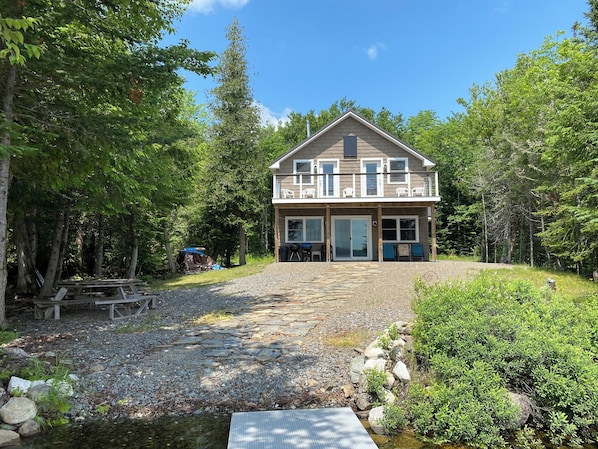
[54,205,71,285]
[164,228,176,274]
[39,204,67,297]
[127,214,138,279]
[15,215,35,293]
[0,65,17,327]
[94,214,104,277]
[238,224,247,265]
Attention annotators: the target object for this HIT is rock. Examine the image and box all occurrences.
[0,429,20,447]
[29,383,52,401]
[380,389,396,405]
[7,377,31,395]
[0,397,37,425]
[508,392,535,428]
[18,419,41,437]
[91,364,104,372]
[363,358,386,373]
[3,348,30,359]
[364,346,386,360]
[388,344,403,362]
[355,392,375,411]
[368,405,386,435]
[392,361,411,383]
[384,372,395,389]
[350,356,365,383]
[341,383,355,398]
[46,379,74,397]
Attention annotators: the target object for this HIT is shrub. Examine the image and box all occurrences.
[362,368,387,402]
[380,403,407,434]
[409,274,598,447]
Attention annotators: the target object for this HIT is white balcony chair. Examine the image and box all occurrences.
[412,187,425,197]
[343,187,355,198]
[301,188,316,198]
[281,189,294,199]
[396,187,409,197]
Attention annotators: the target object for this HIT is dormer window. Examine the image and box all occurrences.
[343,135,357,158]
[293,159,313,185]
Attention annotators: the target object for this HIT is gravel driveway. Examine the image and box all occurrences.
[7,261,506,418]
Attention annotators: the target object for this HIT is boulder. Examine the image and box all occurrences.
[3,348,30,359]
[18,419,41,437]
[29,383,52,401]
[0,429,20,447]
[355,392,375,411]
[508,392,535,428]
[0,397,37,425]
[392,361,411,383]
[46,379,74,397]
[350,356,365,383]
[7,377,31,395]
[368,405,386,435]
[341,383,355,398]
[364,346,386,360]
[363,358,386,373]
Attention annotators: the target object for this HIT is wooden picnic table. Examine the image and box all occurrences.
[34,278,157,321]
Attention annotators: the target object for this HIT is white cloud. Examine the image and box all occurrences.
[188,0,249,14]
[366,42,386,60]
[255,103,292,128]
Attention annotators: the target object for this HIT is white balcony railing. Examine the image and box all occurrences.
[273,171,439,200]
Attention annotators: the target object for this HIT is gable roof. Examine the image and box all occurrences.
[269,110,436,171]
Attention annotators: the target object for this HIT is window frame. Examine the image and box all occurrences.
[285,216,324,243]
[293,159,313,185]
[386,157,409,184]
[381,215,419,243]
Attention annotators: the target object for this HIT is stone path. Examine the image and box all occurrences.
[151,263,382,370]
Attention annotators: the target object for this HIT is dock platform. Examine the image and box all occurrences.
[227,407,378,449]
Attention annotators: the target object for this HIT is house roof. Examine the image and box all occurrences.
[269,109,436,171]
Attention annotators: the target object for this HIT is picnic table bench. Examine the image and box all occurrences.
[33,278,157,321]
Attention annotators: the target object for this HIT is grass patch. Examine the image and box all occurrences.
[116,315,164,334]
[190,310,234,325]
[0,330,19,345]
[324,329,370,348]
[150,256,273,291]
[487,265,598,300]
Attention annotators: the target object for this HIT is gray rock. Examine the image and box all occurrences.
[3,348,30,359]
[350,356,365,384]
[368,405,386,435]
[29,383,52,401]
[7,377,31,395]
[392,361,411,383]
[0,397,37,425]
[363,358,386,373]
[46,379,74,397]
[355,392,375,411]
[508,392,535,428]
[364,346,386,360]
[18,419,41,437]
[384,371,395,389]
[0,429,20,447]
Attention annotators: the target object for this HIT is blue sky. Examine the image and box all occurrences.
[163,0,590,125]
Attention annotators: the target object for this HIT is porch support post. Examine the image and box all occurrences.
[274,205,280,262]
[431,204,437,261]
[325,205,331,262]
[377,205,383,262]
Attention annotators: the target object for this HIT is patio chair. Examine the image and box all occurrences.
[301,188,316,198]
[343,187,355,198]
[281,189,294,199]
[410,243,424,261]
[411,187,425,196]
[396,187,409,197]
[397,244,411,261]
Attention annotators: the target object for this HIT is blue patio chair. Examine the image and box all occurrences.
[410,244,424,261]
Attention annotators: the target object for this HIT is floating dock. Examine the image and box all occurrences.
[227,407,378,449]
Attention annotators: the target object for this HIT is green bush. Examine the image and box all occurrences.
[362,368,386,402]
[409,274,598,447]
[380,403,407,434]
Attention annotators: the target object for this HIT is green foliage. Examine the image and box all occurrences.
[409,273,598,447]
[363,368,387,401]
[380,403,407,435]
[0,330,18,345]
[513,426,544,449]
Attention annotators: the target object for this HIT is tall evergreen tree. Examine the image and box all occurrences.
[201,19,261,266]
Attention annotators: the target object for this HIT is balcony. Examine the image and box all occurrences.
[272,171,439,203]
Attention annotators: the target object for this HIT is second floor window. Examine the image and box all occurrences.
[294,160,313,185]
[387,158,408,184]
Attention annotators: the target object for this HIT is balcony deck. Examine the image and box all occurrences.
[272,171,440,204]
